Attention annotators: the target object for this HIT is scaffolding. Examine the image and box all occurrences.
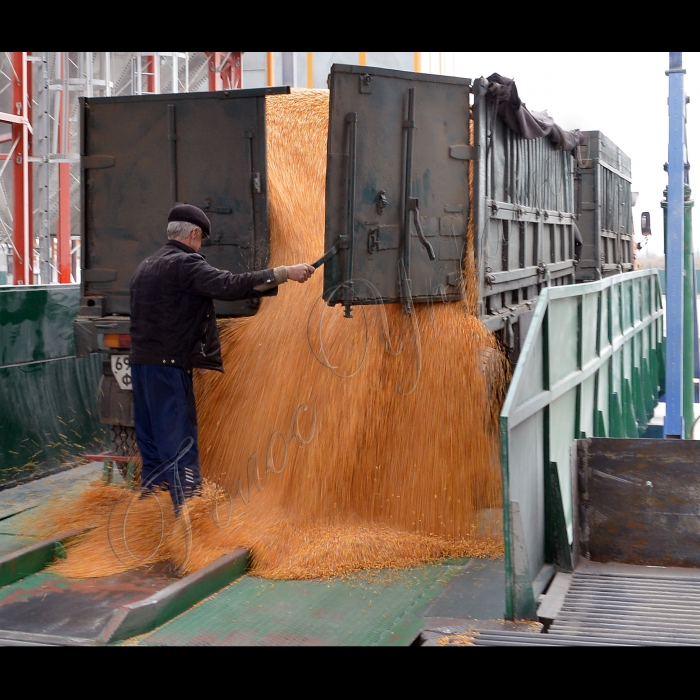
[0,52,243,285]
[0,51,434,286]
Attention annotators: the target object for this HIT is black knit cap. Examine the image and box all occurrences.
[168,204,211,239]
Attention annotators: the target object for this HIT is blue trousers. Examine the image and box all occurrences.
[131,364,202,511]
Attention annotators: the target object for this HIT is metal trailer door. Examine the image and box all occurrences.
[323,64,473,311]
[80,87,288,317]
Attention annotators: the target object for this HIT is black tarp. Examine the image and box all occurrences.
[485,73,584,151]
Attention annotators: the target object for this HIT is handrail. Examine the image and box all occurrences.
[499,269,665,619]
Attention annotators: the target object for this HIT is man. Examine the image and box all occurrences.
[129,203,314,511]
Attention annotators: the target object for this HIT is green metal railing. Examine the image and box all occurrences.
[499,270,665,619]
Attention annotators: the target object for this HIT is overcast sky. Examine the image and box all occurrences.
[442,52,698,258]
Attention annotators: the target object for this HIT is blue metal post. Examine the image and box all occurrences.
[665,52,686,438]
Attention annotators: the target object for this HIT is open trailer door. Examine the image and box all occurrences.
[323,64,473,312]
[80,86,288,319]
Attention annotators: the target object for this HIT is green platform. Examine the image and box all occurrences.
[0,467,506,646]
[131,564,466,646]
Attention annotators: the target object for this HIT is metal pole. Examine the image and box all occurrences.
[105,52,112,96]
[57,52,71,283]
[267,52,274,87]
[36,52,51,284]
[664,51,686,438]
[11,52,29,285]
[207,52,222,91]
[683,186,695,436]
[281,52,296,87]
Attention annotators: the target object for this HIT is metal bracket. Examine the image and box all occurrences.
[377,190,387,215]
[201,198,232,214]
[449,144,479,161]
[446,271,461,287]
[359,74,373,94]
[368,228,379,254]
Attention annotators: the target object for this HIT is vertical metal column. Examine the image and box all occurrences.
[267,52,274,86]
[220,53,242,89]
[57,52,71,283]
[683,186,695,436]
[281,52,297,87]
[11,52,31,285]
[35,52,51,284]
[146,54,157,93]
[664,52,686,438]
[207,52,223,91]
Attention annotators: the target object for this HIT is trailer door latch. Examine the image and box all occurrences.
[407,198,436,261]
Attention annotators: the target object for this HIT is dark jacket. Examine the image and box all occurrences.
[129,240,278,372]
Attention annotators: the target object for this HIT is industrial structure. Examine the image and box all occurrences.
[0,52,699,647]
[0,52,419,286]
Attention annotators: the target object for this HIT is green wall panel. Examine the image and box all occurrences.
[0,286,107,487]
[0,355,107,486]
[0,285,80,366]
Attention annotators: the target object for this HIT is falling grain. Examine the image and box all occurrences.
[29,88,507,580]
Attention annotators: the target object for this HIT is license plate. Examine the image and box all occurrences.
[111,354,132,391]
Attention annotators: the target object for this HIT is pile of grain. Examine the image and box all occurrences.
[29,88,506,580]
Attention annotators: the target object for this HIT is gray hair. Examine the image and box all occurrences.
[167,220,199,241]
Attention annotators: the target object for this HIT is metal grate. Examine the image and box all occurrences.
[546,570,700,645]
[110,425,139,458]
[463,568,700,646]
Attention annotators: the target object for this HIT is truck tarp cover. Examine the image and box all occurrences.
[485,73,584,150]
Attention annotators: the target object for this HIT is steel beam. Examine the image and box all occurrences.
[35,52,51,284]
[57,52,71,283]
[206,53,242,91]
[207,52,224,91]
[281,52,297,87]
[664,52,686,438]
[146,54,156,94]
[10,52,31,285]
[221,52,242,89]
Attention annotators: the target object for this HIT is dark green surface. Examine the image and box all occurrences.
[0,510,38,535]
[108,550,249,644]
[0,285,107,485]
[0,355,107,485]
[0,539,62,587]
[0,285,80,365]
[0,571,61,602]
[421,558,505,620]
[0,567,176,644]
[133,563,464,646]
[0,534,36,557]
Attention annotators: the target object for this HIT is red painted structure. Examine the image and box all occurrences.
[0,52,33,284]
[0,52,245,286]
[206,52,242,91]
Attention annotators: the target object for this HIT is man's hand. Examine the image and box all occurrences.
[286,264,315,283]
